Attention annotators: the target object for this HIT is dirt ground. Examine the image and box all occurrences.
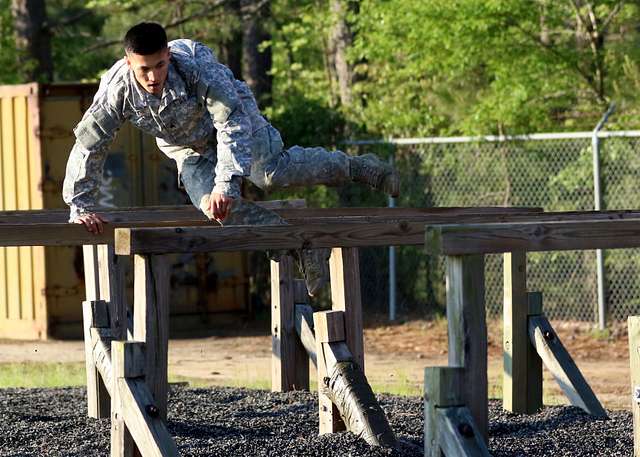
[0,318,631,410]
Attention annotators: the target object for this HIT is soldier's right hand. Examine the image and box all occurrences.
[73,213,107,235]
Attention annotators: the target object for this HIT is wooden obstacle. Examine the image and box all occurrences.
[3,204,634,455]
[628,317,640,456]
[423,218,635,455]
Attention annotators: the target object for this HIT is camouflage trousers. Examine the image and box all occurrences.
[178,124,348,274]
[178,124,350,225]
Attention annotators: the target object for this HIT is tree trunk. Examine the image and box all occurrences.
[241,0,272,109]
[327,0,355,108]
[218,0,243,78]
[11,0,53,83]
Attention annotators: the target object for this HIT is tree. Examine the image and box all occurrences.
[11,0,53,82]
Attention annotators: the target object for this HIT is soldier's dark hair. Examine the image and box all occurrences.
[123,22,167,55]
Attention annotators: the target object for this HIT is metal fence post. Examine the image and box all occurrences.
[389,149,397,322]
[592,103,616,330]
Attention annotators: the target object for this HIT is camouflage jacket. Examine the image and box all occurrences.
[62,38,268,221]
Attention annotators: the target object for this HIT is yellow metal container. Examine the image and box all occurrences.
[0,83,248,340]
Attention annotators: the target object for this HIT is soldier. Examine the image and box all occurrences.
[63,22,399,296]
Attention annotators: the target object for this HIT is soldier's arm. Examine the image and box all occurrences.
[194,44,252,199]
[62,80,125,223]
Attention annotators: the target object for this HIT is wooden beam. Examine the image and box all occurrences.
[82,300,110,419]
[314,311,345,343]
[133,255,170,421]
[426,219,640,255]
[314,311,345,434]
[529,315,607,418]
[294,304,317,368]
[526,292,543,414]
[424,366,465,457]
[437,407,492,457]
[111,341,177,457]
[330,248,364,371]
[97,244,128,340]
[271,256,307,391]
[628,316,640,456]
[503,252,529,414]
[446,255,488,440]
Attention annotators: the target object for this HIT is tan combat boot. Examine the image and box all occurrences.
[350,153,400,197]
[297,248,331,297]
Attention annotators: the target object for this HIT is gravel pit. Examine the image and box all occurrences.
[0,386,632,456]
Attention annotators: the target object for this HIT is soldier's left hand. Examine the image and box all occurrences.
[210,192,234,222]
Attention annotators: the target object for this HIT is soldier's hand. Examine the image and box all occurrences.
[73,213,107,235]
[210,192,234,222]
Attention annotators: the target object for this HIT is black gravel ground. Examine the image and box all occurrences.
[0,386,632,456]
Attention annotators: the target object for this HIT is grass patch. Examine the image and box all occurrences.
[0,362,86,388]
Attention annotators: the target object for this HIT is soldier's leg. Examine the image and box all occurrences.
[249,125,399,197]
[179,153,330,296]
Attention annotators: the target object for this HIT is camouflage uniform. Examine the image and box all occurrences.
[62,38,351,224]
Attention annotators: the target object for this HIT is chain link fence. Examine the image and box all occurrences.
[348,132,640,323]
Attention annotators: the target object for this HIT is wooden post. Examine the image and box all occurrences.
[526,291,543,413]
[629,317,640,456]
[425,367,465,456]
[424,366,490,457]
[314,310,346,434]
[329,247,364,370]
[446,254,488,441]
[293,279,311,385]
[82,299,111,418]
[111,341,137,457]
[133,254,170,420]
[503,251,529,413]
[97,244,128,340]
[271,256,308,391]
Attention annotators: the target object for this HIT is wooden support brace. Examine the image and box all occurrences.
[111,341,177,457]
[294,304,317,368]
[424,367,490,457]
[628,316,640,456]
[82,299,111,418]
[133,254,170,421]
[314,311,346,434]
[329,248,364,371]
[528,315,607,418]
[445,255,488,441]
[271,256,308,391]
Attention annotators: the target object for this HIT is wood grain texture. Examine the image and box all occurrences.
[294,305,317,368]
[446,254,488,441]
[133,255,170,421]
[330,248,364,371]
[82,300,110,419]
[270,256,307,391]
[424,366,465,457]
[529,315,607,418]
[503,252,530,413]
[437,406,492,457]
[426,218,640,255]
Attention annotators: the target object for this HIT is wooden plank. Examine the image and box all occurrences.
[437,407,492,457]
[83,245,100,301]
[0,102,5,321]
[91,326,114,395]
[529,315,607,418]
[503,251,530,413]
[294,304,317,367]
[314,311,346,434]
[270,256,307,391]
[314,311,345,343]
[98,244,128,340]
[629,316,640,457]
[426,219,640,255]
[424,366,465,457]
[446,255,488,440]
[133,255,170,421]
[526,292,543,413]
[82,300,110,418]
[329,248,364,371]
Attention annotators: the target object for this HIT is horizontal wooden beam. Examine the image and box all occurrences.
[115,221,437,254]
[425,218,640,255]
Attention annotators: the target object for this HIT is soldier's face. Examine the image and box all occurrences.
[125,48,170,96]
